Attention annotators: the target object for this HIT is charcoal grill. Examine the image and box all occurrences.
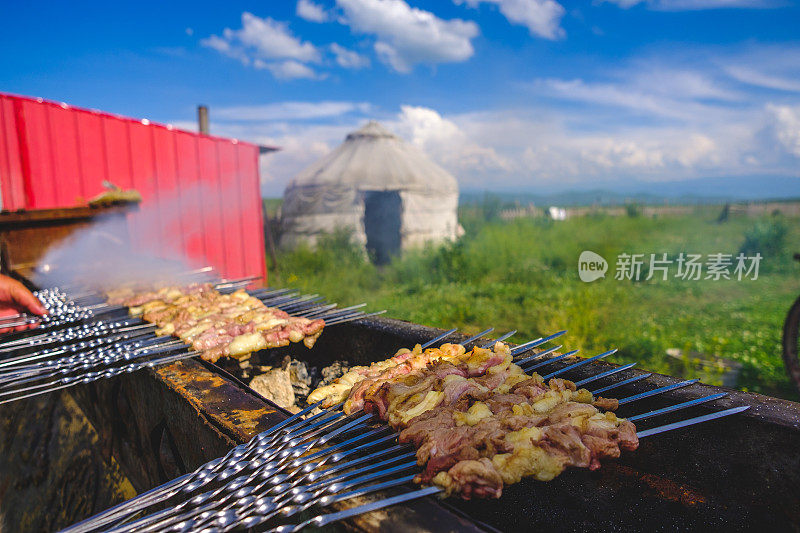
[44,316,800,531]
[2,279,799,531]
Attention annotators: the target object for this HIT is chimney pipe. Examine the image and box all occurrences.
[198,105,209,134]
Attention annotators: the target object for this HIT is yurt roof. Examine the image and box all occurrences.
[285,121,458,194]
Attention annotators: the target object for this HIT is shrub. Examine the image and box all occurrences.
[739,216,787,257]
[274,227,380,302]
[271,211,800,400]
[480,192,503,222]
[716,203,730,223]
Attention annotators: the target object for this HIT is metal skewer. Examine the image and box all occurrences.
[296,303,338,317]
[0,339,188,390]
[324,310,387,325]
[617,379,699,405]
[61,326,752,533]
[0,325,159,370]
[574,362,637,387]
[124,447,419,533]
[60,399,335,533]
[637,406,750,438]
[62,322,478,530]
[306,303,366,318]
[590,373,652,395]
[0,350,202,405]
[254,400,745,533]
[261,486,443,533]
[541,349,618,380]
[628,393,728,422]
[524,349,580,371]
[515,344,563,366]
[480,330,517,347]
[421,328,458,348]
[510,330,568,355]
[462,327,494,346]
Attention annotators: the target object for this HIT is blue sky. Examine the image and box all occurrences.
[2,0,799,196]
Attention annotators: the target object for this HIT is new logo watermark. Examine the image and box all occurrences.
[578,251,762,282]
[578,251,608,282]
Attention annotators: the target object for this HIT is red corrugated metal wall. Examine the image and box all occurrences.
[0,93,267,283]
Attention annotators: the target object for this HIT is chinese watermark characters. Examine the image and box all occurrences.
[579,251,762,282]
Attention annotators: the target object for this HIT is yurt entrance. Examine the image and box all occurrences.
[363,190,402,265]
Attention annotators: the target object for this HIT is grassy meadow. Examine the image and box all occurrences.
[268,202,800,401]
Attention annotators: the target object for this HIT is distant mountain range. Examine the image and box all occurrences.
[460,176,800,207]
[264,176,799,206]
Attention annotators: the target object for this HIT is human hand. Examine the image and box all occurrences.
[0,274,47,333]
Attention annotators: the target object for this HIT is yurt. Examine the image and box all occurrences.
[280,121,461,263]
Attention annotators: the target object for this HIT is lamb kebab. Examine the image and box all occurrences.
[307,341,466,407]
[109,284,324,362]
[65,327,747,533]
[307,341,637,500]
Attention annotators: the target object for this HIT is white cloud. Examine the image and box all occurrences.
[459,0,566,40]
[330,43,371,68]
[201,98,793,195]
[677,134,718,166]
[297,0,329,22]
[255,59,319,79]
[202,34,248,62]
[605,0,643,7]
[502,53,791,182]
[510,119,739,184]
[539,78,674,116]
[184,107,373,194]
[215,101,372,121]
[394,106,512,174]
[189,44,800,193]
[726,66,800,93]
[260,132,341,190]
[604,0,783,9]
[255,124,357,192]
[335,0,479,72]
[404,106,742,185]
[202,13,321,79]
[767,104,800,157]
[183,119,352,193]
[533,64,741,121]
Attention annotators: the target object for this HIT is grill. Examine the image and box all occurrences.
[0,271,381,405]
[2,277,799,532]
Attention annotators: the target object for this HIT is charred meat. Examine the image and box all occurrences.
[107,284,324,362]
[308,342,638,499]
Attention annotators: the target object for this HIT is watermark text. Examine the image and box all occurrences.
[579,251,761,282]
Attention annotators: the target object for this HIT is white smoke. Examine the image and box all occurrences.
[33,183,246,289]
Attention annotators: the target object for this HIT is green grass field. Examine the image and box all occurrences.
[269,205,800,401]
